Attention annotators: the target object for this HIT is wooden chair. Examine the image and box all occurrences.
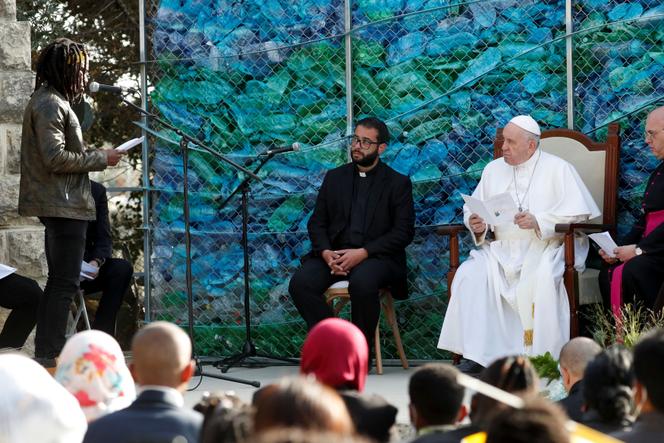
[324,281,409,374]
[438,123,620,340]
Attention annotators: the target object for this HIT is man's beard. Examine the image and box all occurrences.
[352,150,379,167]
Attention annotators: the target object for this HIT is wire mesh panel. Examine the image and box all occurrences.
[147,0,348,357]
[144,0,664,361]
[351,0,569,359]
[572,1,664,239]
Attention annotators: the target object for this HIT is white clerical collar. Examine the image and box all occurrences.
[513,148,541,171]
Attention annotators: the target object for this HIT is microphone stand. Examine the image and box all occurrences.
[119,96,260,387]
[211,153,299,374]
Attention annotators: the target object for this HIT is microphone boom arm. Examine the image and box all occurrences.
[120,97,260,181]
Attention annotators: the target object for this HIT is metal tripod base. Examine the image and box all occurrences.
[195,358,261,387]
[216,340,298,374]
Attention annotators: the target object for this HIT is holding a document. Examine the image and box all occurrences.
[438,115,601,372]
[597,106,664,318]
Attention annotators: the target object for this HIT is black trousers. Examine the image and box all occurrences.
[0,274,42,349]
[80,258,133,336]
[36,217,88,359]
[289,256,404,348]
[599,254,664,312]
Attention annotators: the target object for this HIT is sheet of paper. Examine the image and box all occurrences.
[80,261,98,280]
[115,136,144,152]
[0,263,17,280]
[485,193,520,225]
[461,192,519,226]
[588,231,619,257]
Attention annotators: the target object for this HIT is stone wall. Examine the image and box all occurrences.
[0,0,45,280]
[1,0,43,353]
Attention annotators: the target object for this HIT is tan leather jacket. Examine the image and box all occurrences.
[18,86,107,220]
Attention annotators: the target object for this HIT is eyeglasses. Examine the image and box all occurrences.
[349,135,381,150]
[645,128,664,140]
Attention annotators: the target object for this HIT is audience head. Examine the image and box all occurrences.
[248,428,371,443]
[55,330,136,422]
[300,318,368,392]
[582,345,634,425]
[485,395,570,443]
[195,391,253,443]
[471,355,538,428]
[408,363,466,430]
[0,353,87,443]
[253,377,353,435]
[558,337,602,392]
[130,321,194,391]
[632,328,664,414]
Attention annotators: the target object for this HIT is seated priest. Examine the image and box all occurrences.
[599,106,664,317]
[289,117,415,354]
[437,115,600,373]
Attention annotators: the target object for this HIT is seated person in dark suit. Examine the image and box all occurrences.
[581,346,634,434]
[599,106,664,315]
[83,321,203,443]
[80,180,133,336]
[612,328,664,443]
[556,337,601,422]
[0,273,42,350]
[289,117,415,351]
[409,363,477,443]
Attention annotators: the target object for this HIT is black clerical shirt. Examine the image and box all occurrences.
[336,164,378,249]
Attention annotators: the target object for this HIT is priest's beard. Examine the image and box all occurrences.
[352,150,379,167]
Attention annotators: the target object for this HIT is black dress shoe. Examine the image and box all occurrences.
[457,358,484,374]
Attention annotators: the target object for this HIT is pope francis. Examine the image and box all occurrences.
[438,115,600,370]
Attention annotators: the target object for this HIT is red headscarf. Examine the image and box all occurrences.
[300,318,369,392]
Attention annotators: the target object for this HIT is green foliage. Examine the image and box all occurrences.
[529,352,560,382]
[586,303,664,349]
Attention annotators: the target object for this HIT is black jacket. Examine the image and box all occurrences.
[622,161,664,256]
[557,380,584,422]
[306,161,415,298]
[83,389,203,443]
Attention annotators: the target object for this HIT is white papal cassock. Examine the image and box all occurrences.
[437,150,601,366]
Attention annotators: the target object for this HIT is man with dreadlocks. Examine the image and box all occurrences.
[18,38,124,367]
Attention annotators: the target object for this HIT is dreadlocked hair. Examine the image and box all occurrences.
[35,38,88,103]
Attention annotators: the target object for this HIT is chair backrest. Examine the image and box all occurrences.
[493,123,620,226]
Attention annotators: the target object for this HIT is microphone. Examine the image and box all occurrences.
[258,142,301,156]
[89,81,137,94]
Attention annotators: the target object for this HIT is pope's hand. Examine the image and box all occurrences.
[514,211,539,230]
[469,214,486,234]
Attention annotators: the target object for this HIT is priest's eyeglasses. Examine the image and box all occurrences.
[350,135,380,150]
[645,128,664,140]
